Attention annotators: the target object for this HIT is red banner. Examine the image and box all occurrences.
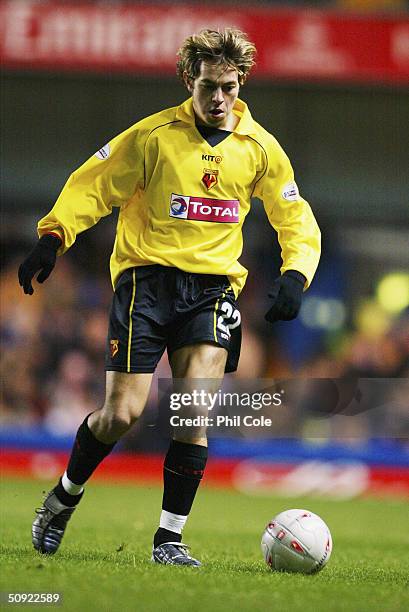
[2,449,409,499]
[1,1,408,84]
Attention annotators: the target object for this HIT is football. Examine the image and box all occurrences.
[261,508,333,574]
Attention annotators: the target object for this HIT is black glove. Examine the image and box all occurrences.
[264,270,306,323]
[18,234,62,295]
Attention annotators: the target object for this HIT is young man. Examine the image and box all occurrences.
[18,29,320,566]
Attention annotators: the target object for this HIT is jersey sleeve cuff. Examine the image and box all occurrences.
[38,229,65,253]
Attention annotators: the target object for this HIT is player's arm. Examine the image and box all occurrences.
[253,143,321,322]
[18,127,144,294]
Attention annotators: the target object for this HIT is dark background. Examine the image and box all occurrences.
[1,2,408,443]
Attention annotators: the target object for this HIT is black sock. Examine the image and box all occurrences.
[54,414,116,505]
[53,478,83,507]
[154,528,182,546]
[153,440,208,548]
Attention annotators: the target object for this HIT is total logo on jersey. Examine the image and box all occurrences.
[169,193,239,223]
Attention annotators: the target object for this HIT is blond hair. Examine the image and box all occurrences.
[177,28,257,85]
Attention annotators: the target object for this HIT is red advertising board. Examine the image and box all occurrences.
[2,449,409,499]
[1,1,408,84]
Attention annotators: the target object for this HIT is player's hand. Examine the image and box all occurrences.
[264,270,306,323]
[18,234,62,295]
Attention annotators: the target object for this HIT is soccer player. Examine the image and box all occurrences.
[18,29,320,566]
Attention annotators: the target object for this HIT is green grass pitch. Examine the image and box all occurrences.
[1,478,408,612]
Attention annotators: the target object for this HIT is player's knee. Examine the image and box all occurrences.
[98,410,136,439]
[112,411,137,431]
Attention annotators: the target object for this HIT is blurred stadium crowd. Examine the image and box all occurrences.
[1,233,408,440]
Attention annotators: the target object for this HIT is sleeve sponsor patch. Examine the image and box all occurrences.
[95,143,111,160]
[282,181,299,202]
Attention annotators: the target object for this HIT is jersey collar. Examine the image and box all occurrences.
[176,97,257,136]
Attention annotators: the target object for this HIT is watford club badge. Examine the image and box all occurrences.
[110,339,119,358]
[202,169,218,190]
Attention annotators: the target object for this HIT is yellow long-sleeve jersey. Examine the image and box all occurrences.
[38,97,321,296]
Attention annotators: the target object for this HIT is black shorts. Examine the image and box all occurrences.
[105,265,241,374]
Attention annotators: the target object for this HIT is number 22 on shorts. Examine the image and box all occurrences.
[217,301,241,339]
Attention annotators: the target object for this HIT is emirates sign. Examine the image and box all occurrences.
[1,1,408,84]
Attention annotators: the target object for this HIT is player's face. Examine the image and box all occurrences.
[186,61,240,130]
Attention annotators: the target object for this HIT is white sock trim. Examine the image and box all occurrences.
[61,471,84,495]
[159,510,188,534]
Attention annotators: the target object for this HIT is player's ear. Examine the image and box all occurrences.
[183,71,194,93]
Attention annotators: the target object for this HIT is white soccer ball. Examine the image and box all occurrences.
[261,508,333,574]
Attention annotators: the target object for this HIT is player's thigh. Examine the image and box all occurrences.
[169,344,226,444]
[170,342,227,379]
[102,370,153,420]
